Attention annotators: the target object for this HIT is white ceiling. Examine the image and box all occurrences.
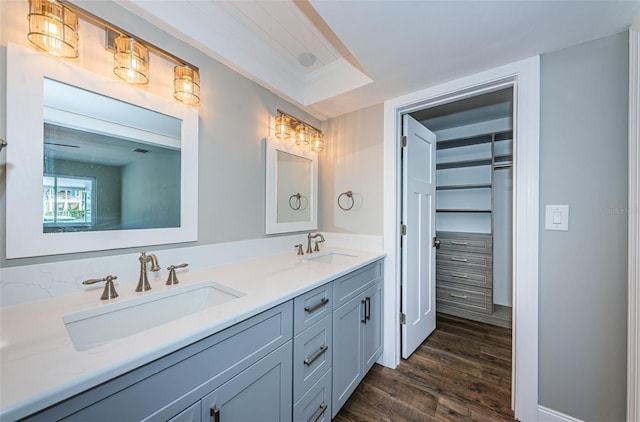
[117,0,640,121]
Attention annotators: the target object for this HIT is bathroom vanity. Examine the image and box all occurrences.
[0,250,384,422]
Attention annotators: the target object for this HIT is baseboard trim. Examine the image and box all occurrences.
[538,405,584,422]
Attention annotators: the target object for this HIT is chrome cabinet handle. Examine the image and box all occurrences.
[450,256,468,262]
[450,293,468,299]
[451,241,468,246]
[450,273,468,279]
[210,406,220,422]
[304,344,328,366]
[304,297,329,313]
[365,297,371,321]
[308,402,328,422]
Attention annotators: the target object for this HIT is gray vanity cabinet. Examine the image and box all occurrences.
[331,261,384,418]
[200,341,293,422]
[24,302,293,422]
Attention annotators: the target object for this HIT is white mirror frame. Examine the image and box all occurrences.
[5,43,199,258]
[265,137,318,234]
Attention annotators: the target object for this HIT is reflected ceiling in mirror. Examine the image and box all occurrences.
[5,43,199,258]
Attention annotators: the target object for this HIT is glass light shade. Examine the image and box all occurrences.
[311,131,325,152]
[28,0,79,58]
[113,36,149,85]
[174,65,200,105]
[275,115,292,139]
[295,124,310,146]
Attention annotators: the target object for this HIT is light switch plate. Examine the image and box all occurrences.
[545,205,569,231]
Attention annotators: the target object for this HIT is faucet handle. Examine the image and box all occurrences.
[294,244,304,255]
[83,275,119,300]
[166,263,189,285]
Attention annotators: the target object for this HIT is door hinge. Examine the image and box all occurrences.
[401,224,407,236]
[401,135,407,148]
[400,313,407,325]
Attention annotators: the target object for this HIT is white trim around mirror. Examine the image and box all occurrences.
[5,43,199,258]
[265,137,318,234]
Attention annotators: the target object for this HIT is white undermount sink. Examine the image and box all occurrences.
[305,251,359,264]
[63,281,245,351]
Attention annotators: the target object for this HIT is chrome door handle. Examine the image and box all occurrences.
[305,297,329,313]
[304,344,328,366]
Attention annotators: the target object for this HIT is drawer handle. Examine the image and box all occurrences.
[304,344,328,366]
[210,406,220,422]
[361,299,367,323]
[450,293,468,299]
[308,402,328,422]
[451,241,468,246]
[365,296,371,321]
[450,273,468,279]
[450,257,468,262]
[305,297,329,313]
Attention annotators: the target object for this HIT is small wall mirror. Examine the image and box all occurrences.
[5,43,198,258]
[265,138,318,234]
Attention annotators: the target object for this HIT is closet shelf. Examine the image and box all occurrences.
[436,158,492,170]
[436,183,492,191]
[436,209,492,213]
[436,130,512,150]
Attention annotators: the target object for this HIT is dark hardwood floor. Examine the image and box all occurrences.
[333,313,516,422]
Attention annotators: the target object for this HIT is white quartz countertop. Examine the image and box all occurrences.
[0,248,385,421]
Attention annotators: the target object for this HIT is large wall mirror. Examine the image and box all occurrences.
[5,43,199,258]
[265,137,318,234]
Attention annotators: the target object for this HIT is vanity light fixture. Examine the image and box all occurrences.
[27,0,79,58]
[173,65,200,105]
[113,35,149,85]
[275,109,325,152]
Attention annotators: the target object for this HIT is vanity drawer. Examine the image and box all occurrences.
[436,232,492,254]
[334,260,383,309]
[436,267,492,289]
[437,251,492,272]
[436,282,493,314]
[293,315,332,402]
[294,282,333,336]
[293,370,332,422]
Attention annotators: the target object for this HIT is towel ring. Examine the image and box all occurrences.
[338,190,354,211]
[289,193,305,210]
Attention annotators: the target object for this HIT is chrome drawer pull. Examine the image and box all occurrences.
[308,402,328,422]
[451,241,468,246]
[450,293,468,299]
[305,297,329,313]
[450,273,468,279]
[450,257,468,262]
[304,344,328,366]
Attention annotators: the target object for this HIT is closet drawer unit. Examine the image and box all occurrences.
[294,282,333,335]
[436,266,492,289]
[437,250,493,272]
[436,232,492,254]
[293,315,332,402]
[436,282,493,314]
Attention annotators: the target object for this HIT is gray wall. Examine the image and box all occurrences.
[538,32,628,420]
[0,0,319,267]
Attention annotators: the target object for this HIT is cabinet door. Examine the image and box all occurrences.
[362,281,383,372]
[168,402,201,422]
[202,342,292,422]
[332,295,365,418]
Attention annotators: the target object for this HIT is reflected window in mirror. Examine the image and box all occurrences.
[43,175,95,228]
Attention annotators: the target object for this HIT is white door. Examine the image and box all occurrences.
[401,114,437,359]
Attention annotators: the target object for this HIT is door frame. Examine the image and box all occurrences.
[381,56,540,421]
[627,24,640,422]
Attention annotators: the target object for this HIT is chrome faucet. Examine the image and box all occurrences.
[306,233,325,254]
[136,251,160,292]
